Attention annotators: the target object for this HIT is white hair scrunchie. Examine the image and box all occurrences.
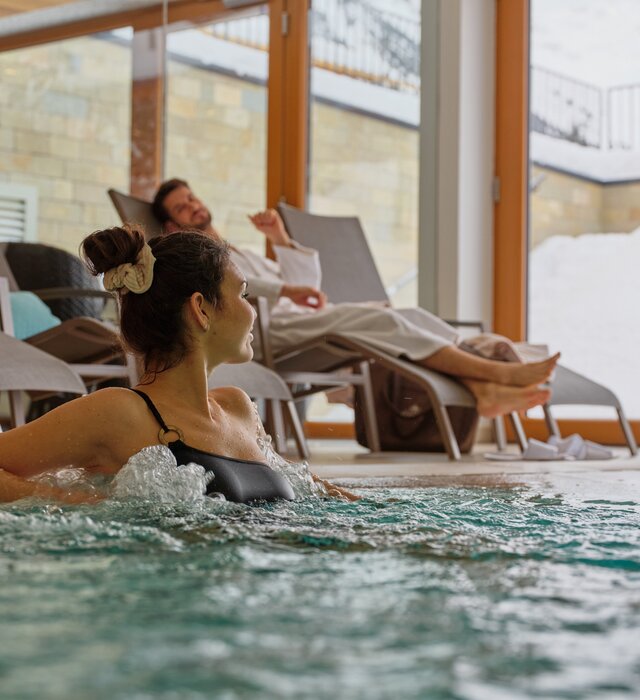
[103,243,156,295]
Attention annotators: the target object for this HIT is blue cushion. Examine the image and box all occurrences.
[9,291,61,340]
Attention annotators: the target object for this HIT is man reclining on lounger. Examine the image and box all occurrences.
[152,179,559,418]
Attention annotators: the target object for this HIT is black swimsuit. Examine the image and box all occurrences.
[130,389,295,504]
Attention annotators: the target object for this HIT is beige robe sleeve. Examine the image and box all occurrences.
[230,243,322,307]
[272,241,322,289]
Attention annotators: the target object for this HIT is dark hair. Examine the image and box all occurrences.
[81,224,229,374]
[152,178,189,224]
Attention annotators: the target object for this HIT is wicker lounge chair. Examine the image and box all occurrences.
[0,244,137,389]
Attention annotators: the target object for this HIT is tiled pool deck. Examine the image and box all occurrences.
[308,440,640,489]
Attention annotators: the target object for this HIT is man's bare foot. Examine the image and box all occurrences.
[497,353,560,387]
[468,381,551,418]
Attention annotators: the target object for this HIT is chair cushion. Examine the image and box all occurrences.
[10,291,61,340]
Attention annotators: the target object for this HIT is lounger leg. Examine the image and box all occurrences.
[493,416,507,451]
[357,361,381,453]
[543,404,561,439]
[432,404,461,461]
[509,412,529,451]
[617,408,638,456]
[285,400,310,460]
[8,390,26,428]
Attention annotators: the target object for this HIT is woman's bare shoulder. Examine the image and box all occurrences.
[209,386,254,421]
[68,387,146,421]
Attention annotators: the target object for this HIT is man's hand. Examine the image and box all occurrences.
[248,209,291,247]
[280,284,327,309]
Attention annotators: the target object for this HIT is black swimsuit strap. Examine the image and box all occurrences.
[129,388,171,432]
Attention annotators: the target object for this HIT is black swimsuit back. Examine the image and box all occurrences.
[130,389,295,504]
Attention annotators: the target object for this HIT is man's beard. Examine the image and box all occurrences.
[192,211,213,231]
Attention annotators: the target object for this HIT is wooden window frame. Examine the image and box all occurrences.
[495,0,639,445]
[0,0,304,202]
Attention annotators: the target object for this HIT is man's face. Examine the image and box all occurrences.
[162,185,212,231]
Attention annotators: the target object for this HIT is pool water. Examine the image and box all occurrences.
[1,471,639,699]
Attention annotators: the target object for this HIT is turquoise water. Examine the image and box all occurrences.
[1,471,639,699]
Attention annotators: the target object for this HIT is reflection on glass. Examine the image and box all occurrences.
[309,0,420,309]
[528,0,640,418]
[165,10,269,254]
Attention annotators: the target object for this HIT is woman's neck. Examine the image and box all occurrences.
[139,352,216,414]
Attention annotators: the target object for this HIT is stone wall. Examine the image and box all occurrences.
[309,102,419,307]
[0,35,419,305]
[0,36,131,251]
[165,62,268,256]
[602,181,640,233]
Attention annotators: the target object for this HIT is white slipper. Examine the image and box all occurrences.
[484,438,571,462]
[549,434,615,460]
[485,435,616,462]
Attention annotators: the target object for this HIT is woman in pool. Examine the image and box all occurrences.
[0,225,354,504]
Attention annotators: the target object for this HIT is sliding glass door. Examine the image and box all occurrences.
[527,0,640,420]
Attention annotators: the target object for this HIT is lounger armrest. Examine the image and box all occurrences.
[34,287,112,301]
[443,319,485,333]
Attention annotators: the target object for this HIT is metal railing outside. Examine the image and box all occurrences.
[530,66,603,148]
[608,84,640,150]
[310,0,419,94]
[202,4,640,152]
[206,0,420,94]
[205,7,269,50]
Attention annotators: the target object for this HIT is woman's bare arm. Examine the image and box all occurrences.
[0,388,137,479]
[0,469,101,504]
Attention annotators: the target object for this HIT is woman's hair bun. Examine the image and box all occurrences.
[81,224,146,276]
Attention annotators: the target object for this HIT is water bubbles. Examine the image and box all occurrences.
[257,428,326,499]
[112,445,213,503]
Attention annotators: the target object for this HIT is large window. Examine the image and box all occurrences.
[304,0,420,423]
[0,33,131,251]
[528,0,640,419]
[165,9,269,254]
[308,0,420,308]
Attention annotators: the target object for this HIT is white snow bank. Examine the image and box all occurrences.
[530,227,640,418]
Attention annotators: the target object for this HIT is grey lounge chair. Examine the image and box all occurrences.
[279,203,638,457]
[0,278,86,427]
[542,366,637,455]
[276,203,509,459]
[107,189,381,456]
[108,189,163,239]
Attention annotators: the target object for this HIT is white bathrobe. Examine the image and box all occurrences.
[230,243,459,361]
